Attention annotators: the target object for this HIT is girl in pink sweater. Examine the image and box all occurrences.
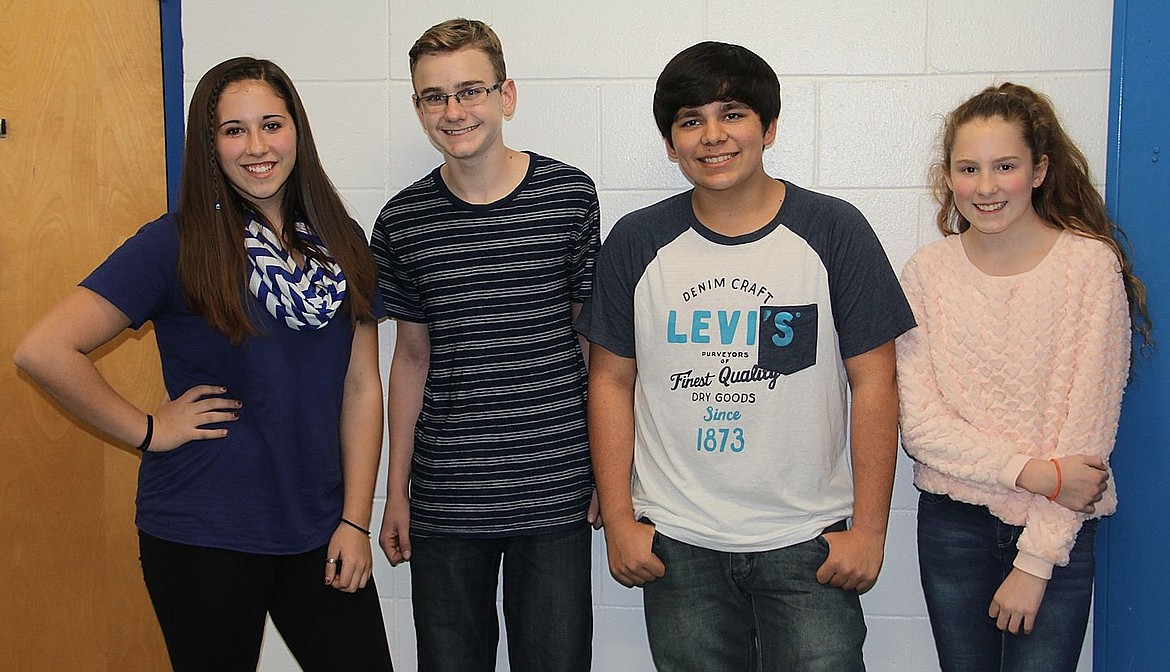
[896,83,1152,671]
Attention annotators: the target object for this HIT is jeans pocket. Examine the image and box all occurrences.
[639,517,662,553]
[814,518,848,551]
[917,489,951,507]
[1076,517,1099,548]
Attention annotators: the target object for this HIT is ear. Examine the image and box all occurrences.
[414,97,426,128]
[664,135,678,162]
[500,78,518,119]
[763,117,778,148]
[1033,154,1050,188]
[941,164,954,192]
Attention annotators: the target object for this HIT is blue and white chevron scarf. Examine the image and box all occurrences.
[244,215,347,330]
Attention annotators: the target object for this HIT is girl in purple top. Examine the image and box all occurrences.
[14,57,393,671]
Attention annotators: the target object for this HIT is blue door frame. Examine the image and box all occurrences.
[1099,0,1170,669]
[160,0,183,210]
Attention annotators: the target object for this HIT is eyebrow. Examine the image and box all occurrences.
[218,113,287,129]
[417,79,488,96]
[952,154,1023,163]
[674,101,747,121]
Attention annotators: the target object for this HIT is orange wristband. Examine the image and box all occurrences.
[1046,459,1062,501]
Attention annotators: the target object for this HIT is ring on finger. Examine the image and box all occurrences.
[326,557,338,565]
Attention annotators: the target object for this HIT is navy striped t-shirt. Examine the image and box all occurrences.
[370,152,600,537]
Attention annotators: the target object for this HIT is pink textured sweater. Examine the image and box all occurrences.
[896,232,1130,579]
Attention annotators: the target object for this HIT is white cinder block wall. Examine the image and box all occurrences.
[182,2,1113,670]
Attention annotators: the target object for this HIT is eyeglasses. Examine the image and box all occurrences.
[414,82,503,111]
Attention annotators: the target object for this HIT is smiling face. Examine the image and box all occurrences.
[214,80,297,226]
[945,116,1049,239]
[411,47,514,163]
[666,99,776,196]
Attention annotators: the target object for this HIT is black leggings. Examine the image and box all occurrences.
[139,531,393,672]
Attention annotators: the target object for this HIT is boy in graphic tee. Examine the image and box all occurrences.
[577,41,915,671]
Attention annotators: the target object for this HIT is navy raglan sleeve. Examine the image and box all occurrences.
[575,215,640,359]
[825,205,916,359]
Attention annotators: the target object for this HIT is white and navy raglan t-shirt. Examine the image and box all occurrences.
[578,181,915,552]
[371,152,601,538]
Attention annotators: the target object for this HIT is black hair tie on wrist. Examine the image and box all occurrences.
[136,415,154,453]
[340,517,371,537]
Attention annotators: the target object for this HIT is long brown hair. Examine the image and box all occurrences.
[178,57,376,342]
[931,82,1152,350]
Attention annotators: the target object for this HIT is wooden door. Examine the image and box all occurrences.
[0,1,171,669]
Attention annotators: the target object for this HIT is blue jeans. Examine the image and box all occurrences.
[409,524,593,672]
[917,491,1096,672]
[642,522,866,672]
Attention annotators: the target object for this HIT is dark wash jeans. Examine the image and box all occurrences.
[138,531,393,672]
[642,521,866,672]
[409,524,593,672]
[917,491,1096,672]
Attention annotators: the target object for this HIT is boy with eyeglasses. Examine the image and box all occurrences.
[370,18,600,672]
[577,41,914,670]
